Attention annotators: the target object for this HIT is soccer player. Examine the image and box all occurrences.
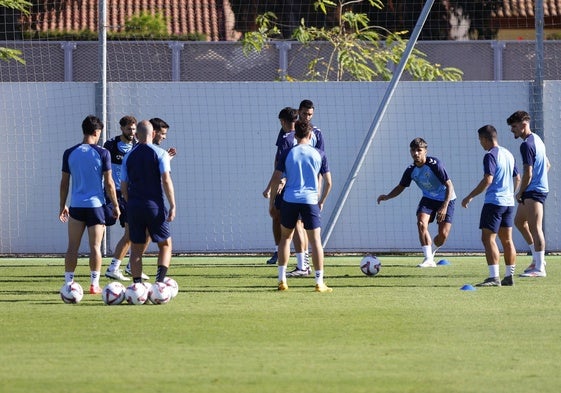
[377,137,456,267]
[151,117,176,159]
[267,120,333,292]
[121,120,176,284]
[262,107,309,274]
[507,110,550,277]
[123,117,173,278]
[103,115,139,281]
[59,115,120,294]
[273,99,326,276]
[461,125,520,286]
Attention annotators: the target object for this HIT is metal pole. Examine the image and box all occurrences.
[532,0,544,138]
[322,0,436,247]
[98,0,108,255]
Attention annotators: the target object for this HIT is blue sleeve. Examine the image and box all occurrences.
[399,166,414,187]
[520,141,535,166]
[99,147,112,172]
[313,128,324,152]
[61,144,79,173]
[62,149,70,173]
[276,137,293,164]
[274,129,285,148]
[276,148,290,173]
[319,150,329,174]
[121,154,129,182]
[428,157,451,184]
[158,147,171,173]
[483,151,496,176]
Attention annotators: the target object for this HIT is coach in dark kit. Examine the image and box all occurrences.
[121,120,177,284]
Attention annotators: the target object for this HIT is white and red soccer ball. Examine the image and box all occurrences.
[148,282,172,304]
[163,277,179,298]
[360,255,381,276]
[60,282,84,304]
[125,282,149,305]
[102,282,126,305]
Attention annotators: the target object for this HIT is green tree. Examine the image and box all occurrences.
[0,0,31,63]
[124,11,168,38]
[243,0,463,81]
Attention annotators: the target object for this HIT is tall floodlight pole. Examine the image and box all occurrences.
[532,0,544,138]
[98,0,108,255]
[98,0,107,136]
[322,0,436,248]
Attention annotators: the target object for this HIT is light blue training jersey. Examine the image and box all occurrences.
[520,133,549,193]
[399,156,456,201]
[61,143,111,208]
[276,144,329,205]
[483,146,519,206]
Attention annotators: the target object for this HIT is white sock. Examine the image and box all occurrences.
[278,265,287,282]
[296,252,305,270]
[488,264,499,278]
[529,244,536,261]
[315,270,324,285]
[90,271,100,287]
[64,272,74,285]
[432,245,441,257]
[535,251,545,271]
[505,265,515,277]
[422,245,432,259]
[108,258,121,272]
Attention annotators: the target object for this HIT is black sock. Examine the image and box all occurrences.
[133,277,143,284]
[155,265,168,282]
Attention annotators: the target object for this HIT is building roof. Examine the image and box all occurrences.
[495,0,561,18]
[23,0,240,41]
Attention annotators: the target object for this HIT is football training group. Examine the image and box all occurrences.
[58,104,549,303]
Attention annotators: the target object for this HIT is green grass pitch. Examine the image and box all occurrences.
[1,254,560,393]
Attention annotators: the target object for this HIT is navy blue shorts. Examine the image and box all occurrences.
[274,192,283,210]
[416,197,455,224]
[127,204,171,244]
[104,191,128,227]
[520,190,548,204]
[280,201,321,230]
[479,204,514,233]
[69,206,107,227]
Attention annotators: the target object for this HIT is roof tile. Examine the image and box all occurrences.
[495,0,561,18]
[24,0,239,41]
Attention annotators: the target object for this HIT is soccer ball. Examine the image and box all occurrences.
[125,283,149,305]
[60,282,84,304]
[163,276,179,298]
[360,255,381,276]
[148,282,172,305]
[141,281,152,295]
[102,282,126,305]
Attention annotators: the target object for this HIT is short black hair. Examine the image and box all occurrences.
[409,137,427,149]
[82,115,104,135]
[295,120,312,140]
[119,115,137,127]
[149,117,170,131]
[298,99,314,111]
[477,125,497,141]
[278,107,298,122]
[506,110,530,125]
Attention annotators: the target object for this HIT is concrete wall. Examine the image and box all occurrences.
[1,81,560,254]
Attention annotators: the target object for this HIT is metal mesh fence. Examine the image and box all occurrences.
[1,40,561,82]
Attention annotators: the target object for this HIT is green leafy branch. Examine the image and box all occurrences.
[242,0,463,81]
